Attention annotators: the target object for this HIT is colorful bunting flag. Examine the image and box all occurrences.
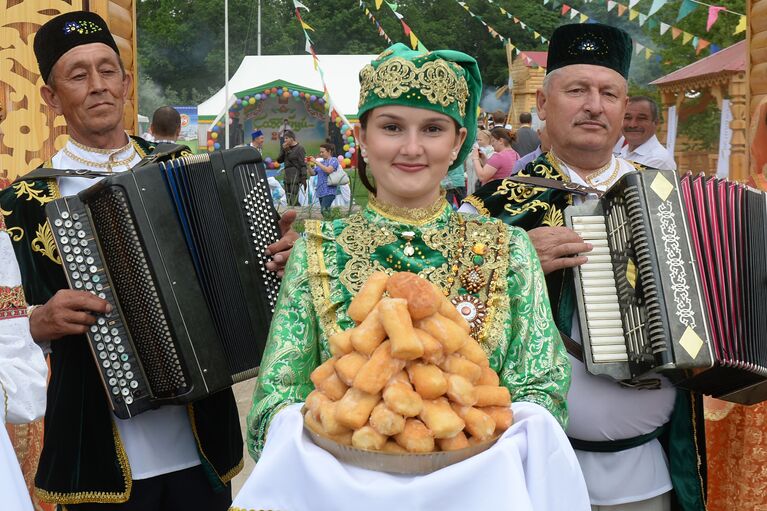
[682,31,693,44]
[734,15,747,34]
[607,0,617,12]
[562,4,571,15]
[706,5,726,31]
[617,4,627,16]
[676,0,698,22]
[648,0,668,16]
[660,21,671,35]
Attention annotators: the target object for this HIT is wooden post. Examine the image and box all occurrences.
[729,71,748,181]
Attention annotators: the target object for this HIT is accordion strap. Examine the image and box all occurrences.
[560,330,584,361]
[16,143,192,183]
[507,175,605,197]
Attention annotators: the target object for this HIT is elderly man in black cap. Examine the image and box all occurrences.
[0,11,296,510]
[462,24,705,511]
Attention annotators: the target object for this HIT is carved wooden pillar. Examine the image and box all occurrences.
[729,71,748,181]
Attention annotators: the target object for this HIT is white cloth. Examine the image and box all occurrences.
[0,229,47,511]
[559,159,677,506]
[53,136,201,480]
[716,99,733,179]
[619,135,677,172]
[232,402,590,511]
[299,174,351,209]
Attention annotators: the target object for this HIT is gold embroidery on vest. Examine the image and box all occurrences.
[31,221,61,265]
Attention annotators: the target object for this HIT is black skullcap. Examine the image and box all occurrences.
[546,23,632,79]
[34,11,120,83]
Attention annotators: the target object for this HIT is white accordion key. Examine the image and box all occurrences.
[571,214,628,364]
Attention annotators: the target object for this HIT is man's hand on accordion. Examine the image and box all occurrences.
[265,210,299,278]
[527,226,592,274]
[29,290,112,342]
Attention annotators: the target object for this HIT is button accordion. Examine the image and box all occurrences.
[565,168,767,404]
[46,147,282,418]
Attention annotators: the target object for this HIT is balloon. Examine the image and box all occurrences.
[211,132,218,139]
[272,162,280,169]
[265,157,272,164]
[270,93,276,98]
[338,160,345,169]
[318,98,325,104]
[208,145,214,151]
[349,147,356,154]
[309,95,317,102]
[212,126,219,132]
[343,144,350,151]
[347,136,354,143]
[292,90,299,97]
[214,142,221,149]
[342,124,350,132]
[249,97,255,104]
[344,158,351,166]
[345,151,351,158]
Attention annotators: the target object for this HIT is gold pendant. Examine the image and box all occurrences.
[402,231,415,256]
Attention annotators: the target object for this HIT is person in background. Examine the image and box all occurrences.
[619,96,676,171]
[277,118,292,145]
[441,160,466,208]
[251,129,265,153]
[0,211,48,511]
[471,127,520,185]
[278,130,307,207]
[149,106,181,144]
[511,112,540,157]
[512,121,550,174]
[310,142,339,217]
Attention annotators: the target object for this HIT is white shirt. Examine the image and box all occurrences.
[53,136,201,480]
[619,135,677,172]
[460,156,677,505]
[0,226,48,511]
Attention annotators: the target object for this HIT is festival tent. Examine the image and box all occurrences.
[197,54,375,155]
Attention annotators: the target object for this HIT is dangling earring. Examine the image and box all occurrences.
[361,147,369,163]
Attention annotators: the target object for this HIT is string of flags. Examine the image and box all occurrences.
[542,0,742,55]
[292,1,352,127]
[373,0,428,51]
[358,0,394,45]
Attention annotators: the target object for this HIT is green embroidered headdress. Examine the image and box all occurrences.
[357,43,482,170]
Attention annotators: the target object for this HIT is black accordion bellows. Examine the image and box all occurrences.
[46,147,281,418]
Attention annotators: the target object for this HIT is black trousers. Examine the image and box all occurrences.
[61,465,231,511]
[284,172,306,207]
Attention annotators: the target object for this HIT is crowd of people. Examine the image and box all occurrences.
[0,8,756,511]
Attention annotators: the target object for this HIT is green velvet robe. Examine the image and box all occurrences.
[0,137,243,505]
[464,152,708,511]
[246,195,571,461]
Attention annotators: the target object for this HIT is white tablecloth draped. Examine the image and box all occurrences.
[231,402,590,511]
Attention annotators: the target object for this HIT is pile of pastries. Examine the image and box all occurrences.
[304,271,513,454]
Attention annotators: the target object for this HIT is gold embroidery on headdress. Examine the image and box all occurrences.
[359,57,469,117]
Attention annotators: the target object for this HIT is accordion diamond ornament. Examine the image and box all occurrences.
[46,147,282,418]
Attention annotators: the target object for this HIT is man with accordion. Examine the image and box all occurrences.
[0,12,297,510]
[462,24,705,511]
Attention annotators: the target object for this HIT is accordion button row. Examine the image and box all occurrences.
[52,210,143,409]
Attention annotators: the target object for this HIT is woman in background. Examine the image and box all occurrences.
[472,127,519,185]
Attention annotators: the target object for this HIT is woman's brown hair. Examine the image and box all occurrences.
[490,126,515,147]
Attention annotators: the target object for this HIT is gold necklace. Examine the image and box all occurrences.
[62,145,137,172]
[69,136,133,154]
[585,160,620,189]
[549,151,618,189]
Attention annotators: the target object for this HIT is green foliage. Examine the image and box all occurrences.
[136,0,564,114]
